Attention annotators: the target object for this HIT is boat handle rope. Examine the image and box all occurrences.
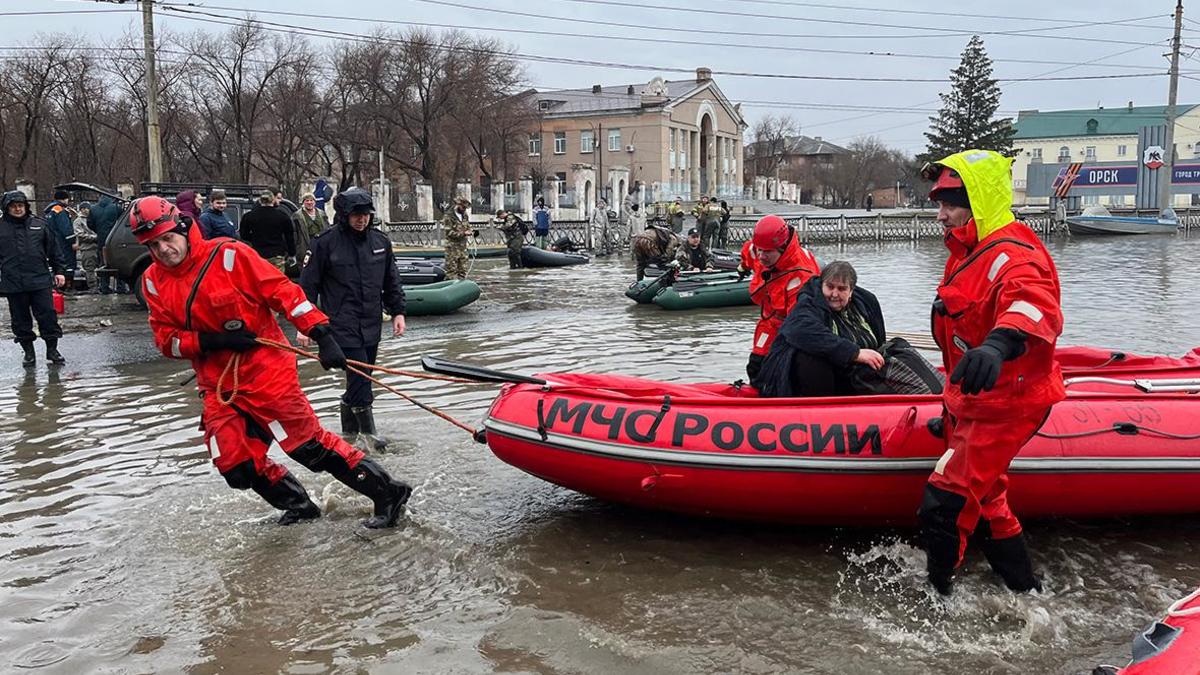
[1063,376,1200,393]
[1168,587,1200,617]
[213,338,478,434]
[1037,422,1200,441]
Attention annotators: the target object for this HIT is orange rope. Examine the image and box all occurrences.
[215,353,241,406]
[256,338,474,384]
[222,337,479,434]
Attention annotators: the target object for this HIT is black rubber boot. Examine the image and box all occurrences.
[351,406,388,451]
[45,338,66,365]
[251,473,321,525]
[980,532,1043,592]
[340,402,359,436]
[20,342,35,367]
[918,485,966,596]
[330,456,412,529]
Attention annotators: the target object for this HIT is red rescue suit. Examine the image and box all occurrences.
[144,225,364,485]
[743,237,820,357]
[926,219,1064,566]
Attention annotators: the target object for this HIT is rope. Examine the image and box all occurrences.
[256,338,473,384]
[211,338,478,435]
[215,353,241,406]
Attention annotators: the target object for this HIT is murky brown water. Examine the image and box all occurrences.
[2,233,1198,674]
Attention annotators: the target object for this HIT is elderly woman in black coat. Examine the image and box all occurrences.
[756,260,886,397]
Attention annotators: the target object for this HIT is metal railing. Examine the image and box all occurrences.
[383,219,594,247]
[383,210,1194,248]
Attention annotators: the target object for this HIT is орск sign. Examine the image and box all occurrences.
[1054,163,1200,188]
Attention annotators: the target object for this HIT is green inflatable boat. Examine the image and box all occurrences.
[652,274,751,311]
[403,280,481,316]
[391,245,509,259]
[625,269,739,304]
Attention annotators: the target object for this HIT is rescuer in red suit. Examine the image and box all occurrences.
[134,196,412,528]
[919,150,1065,595]
[738,214,820,386]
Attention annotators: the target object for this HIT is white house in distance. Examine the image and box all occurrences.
[1011,102,1200,206]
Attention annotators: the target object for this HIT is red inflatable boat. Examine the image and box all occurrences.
[443,347,1200,525]
[1100,587,1200,674]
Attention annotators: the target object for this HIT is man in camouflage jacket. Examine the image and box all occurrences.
[442,196,474,279]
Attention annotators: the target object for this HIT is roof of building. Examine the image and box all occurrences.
[534,80,700,115]
[1013,104,1198,139]
[745,135,849,158]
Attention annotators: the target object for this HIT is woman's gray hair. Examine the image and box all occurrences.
[820,260,857,288]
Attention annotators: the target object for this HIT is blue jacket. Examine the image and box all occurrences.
[199,207,238,239]
[87,196,122,248]
[43,201,76,269]
[533,206,551,234]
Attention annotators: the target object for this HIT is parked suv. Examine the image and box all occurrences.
[77,182,297,307]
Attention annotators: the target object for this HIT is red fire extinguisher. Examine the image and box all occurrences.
[52,290,65,315]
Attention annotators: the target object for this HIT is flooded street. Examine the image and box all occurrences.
[2,233,1199,674]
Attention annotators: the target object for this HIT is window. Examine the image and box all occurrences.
[608,129,621,151]
[1082,193,1100,206]
[554,131,566,155]
[1085,146,1096,161]
[1117,144,1128,157]
[528,134,541,156]
[670,128,676,151]
[1057,146,1070,162]
[680,151,687,170]
[504,181,515,196]
[1031,148,1042,160]
[670,149,676,169]
[555,172,567,195]
[580,130,594,153]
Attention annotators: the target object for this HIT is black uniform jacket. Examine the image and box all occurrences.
[0,214,66,294]
[299,223,405,348]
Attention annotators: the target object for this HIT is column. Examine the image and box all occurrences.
[416,182,434,221]
[690,130,700,199]
[491,182,505,215]
[455,181,472,220]
[716,136,725,197]
[548,177,560,217]
[372,178,392,223]
[519,178,533,217]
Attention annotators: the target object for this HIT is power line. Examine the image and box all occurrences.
[717,0,1172,28]
[148,4,1172,84]
[492,0,1168,48]
[413,0,1166,47]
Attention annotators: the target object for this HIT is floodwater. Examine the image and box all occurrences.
[1,232,1198,674]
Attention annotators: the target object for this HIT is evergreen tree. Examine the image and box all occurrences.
[922,35,1014,162]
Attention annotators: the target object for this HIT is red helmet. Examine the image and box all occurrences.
[752,214,791,250]
[129,196,184,244]
[923,163,966,201]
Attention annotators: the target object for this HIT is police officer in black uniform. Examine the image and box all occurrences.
[299,188,405,450]
[0,191,68,366]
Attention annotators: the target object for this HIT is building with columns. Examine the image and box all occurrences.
[516,67,746,215]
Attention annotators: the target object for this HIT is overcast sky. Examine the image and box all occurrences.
[12,0,1196,155]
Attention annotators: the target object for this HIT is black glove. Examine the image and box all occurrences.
[472,229,480,237]
[308,324,347,371]
[949,329,1027,395]
[198,327,258,353]
[736,265,748,281]
[746,353,765,382]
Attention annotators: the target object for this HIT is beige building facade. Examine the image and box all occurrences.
[1012,103,1200,207]
[518,68,746,215]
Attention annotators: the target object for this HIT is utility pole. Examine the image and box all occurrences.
[1158,0,1184,213]
[141,1,164,182]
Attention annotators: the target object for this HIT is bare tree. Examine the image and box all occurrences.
[745,114,799,185]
